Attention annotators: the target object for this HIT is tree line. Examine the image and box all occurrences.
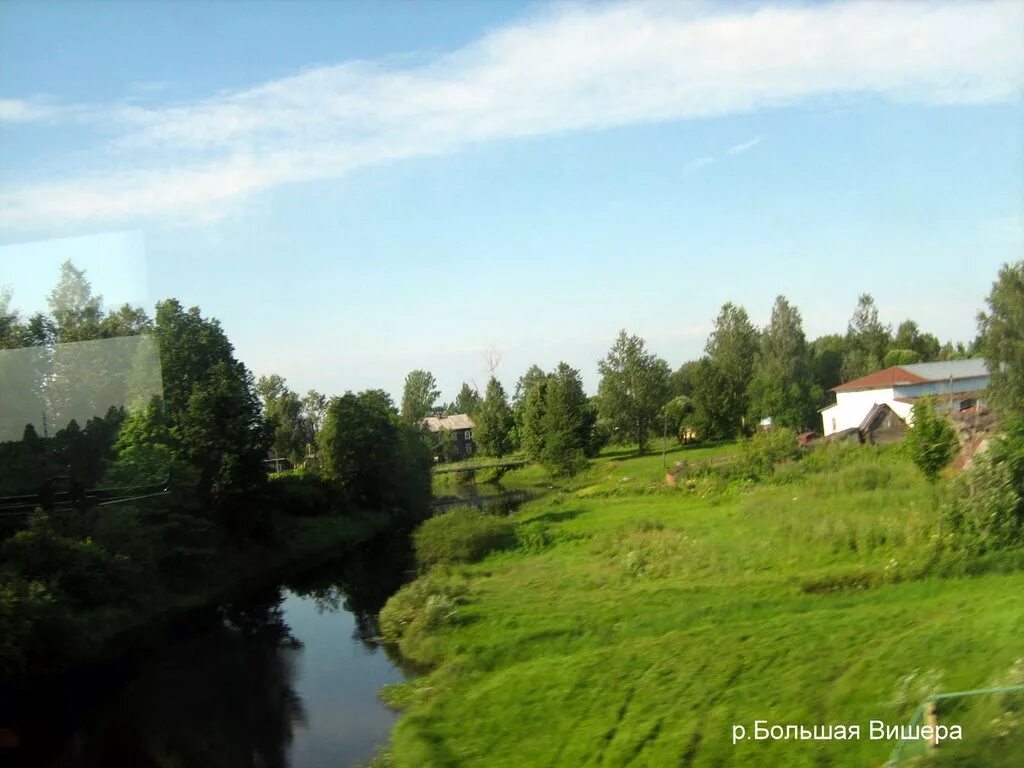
[0,261,434,672]
[397,275,1017,476]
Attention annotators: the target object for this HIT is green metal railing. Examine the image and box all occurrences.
[886,684,1024,766]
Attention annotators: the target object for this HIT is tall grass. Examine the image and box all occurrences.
[381,442,1023,767]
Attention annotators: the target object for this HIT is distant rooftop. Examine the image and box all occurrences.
[900,359,989,381]
[422,413,475,432]
[833,358,989,393]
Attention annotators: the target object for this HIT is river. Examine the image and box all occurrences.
[4,532,417,768]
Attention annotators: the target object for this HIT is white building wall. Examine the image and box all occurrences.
[821,387,898,436]
[821,374,990,437]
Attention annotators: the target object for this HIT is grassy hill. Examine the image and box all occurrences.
[379,442,1023,767]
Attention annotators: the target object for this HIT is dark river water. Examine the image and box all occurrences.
[3,533,417,768]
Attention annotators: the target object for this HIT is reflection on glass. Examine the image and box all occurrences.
[0,335,162,444]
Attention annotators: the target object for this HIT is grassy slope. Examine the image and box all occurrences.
[387,445,1023,767]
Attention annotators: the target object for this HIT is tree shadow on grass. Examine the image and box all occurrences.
[600,446,642,460]
[526,508,585,525]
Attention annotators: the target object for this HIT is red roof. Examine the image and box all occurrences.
[831,366,928,393]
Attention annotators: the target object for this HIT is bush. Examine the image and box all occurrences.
[0,576,71,672]
[732,428,801,481]
[1,515,144,608]
[378,577,464,643]
[268,469,335,516]
[904,396,958,483]
[943,423,1024,554]
[413,506,515,567]
[517,522,555,553]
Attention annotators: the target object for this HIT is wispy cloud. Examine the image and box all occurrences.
[726,136,763,155]
[0,98,66,123]
[684,156,717,175]
[1,0,1021,230]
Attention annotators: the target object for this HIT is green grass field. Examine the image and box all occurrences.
[383,443,1023,767]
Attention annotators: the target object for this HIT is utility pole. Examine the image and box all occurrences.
[662,407,668,472]
[41,411,48,439]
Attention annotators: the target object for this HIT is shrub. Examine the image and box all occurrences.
[1,515,144,608]
[943,422,1024,553]
[378,577,463,643]
[413,506,515,567]
[904,396,958,483]
[268,470,335,516]
[517,523,555,553]
[733,428,801,481]
[0,576,70,672]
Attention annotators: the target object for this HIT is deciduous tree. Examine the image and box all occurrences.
[475,377,514,457]
[597,330,671,453]
[400,369,440,422]
[748,296,817,430]
[691,303,758,439]
[453,382,481,416]
[893,320,940,362]
[841,294,891,380]
[519,363,595,475]
[978,261,1024,421]
[154,300,267,499]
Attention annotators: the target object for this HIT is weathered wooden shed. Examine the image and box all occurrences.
[857,403,907,446]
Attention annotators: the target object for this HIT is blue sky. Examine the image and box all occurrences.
[1,1,1022,401]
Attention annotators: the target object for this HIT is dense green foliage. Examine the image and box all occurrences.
[0,262,433,673]
[400,369,441,422]
[452,382,481,416]
[842,293,892,380]
[904,397,958,483]
[691,302,758,440]
[944,420,1024,554]
[474,377,514,457]
[641,288,980,443]
[257,373,318,463]
[511,364,547,448]
[412,505,514,567]
[319,389,433,513]
[978,261,1024,421]
[747,296,817,429]
[597,330,671,452]
[732,427,802,481]
[153,298,269,499]
[519,363,600,476]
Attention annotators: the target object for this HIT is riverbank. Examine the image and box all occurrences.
[5,529,417,768]
[376,443,1024,766]
[3,497,414,679]
[95,508,403,661]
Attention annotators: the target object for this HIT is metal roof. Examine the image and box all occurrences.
[833,358,989,393]
[900,359,989,381]
[422,413,475,432]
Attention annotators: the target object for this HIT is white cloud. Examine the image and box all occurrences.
[684,156,717,175]
[1,0,1021,230]
[726,136,763,155]
[0,98,64,123]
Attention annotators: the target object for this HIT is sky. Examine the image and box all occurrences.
[1,0,1022,402]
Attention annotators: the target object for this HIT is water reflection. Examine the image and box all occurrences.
[3,533,413,768]
[287,532,415,652]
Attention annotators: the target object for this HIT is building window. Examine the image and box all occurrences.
[464,430,472,441]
